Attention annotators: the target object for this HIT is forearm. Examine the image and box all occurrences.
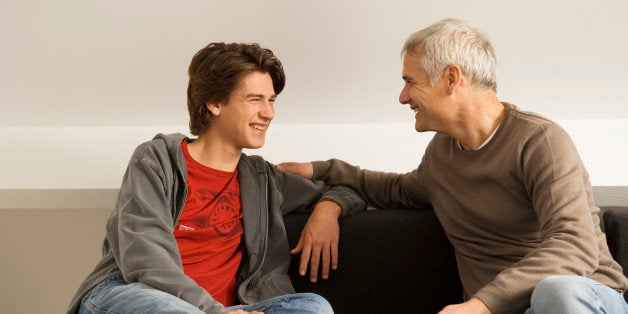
[313,159,428,209]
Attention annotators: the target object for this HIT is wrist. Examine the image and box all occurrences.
[469,297,491,314]
[314,199,343,218]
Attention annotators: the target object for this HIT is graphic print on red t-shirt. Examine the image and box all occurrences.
[187,188,242,237]
[211,194,242,236]
[174,140,244,307]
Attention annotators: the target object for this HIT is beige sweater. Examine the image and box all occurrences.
[312,103,628,313]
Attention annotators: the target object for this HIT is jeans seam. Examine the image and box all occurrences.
[84,298,119,314]
[81,272,123,314]
[142,296,172,314]
[89,272,123,296]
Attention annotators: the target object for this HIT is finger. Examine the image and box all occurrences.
[331,241,339,270]
[321,244,331,279]
[275,162,295,172]
[309,245,321,282]
[299,243,312,276]
[290,239,303,255]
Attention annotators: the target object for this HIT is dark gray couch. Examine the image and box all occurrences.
[284,206,628,314]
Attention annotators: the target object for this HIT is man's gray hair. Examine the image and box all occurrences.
[402,18,497,91]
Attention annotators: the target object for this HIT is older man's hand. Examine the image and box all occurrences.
[276,162,314,179]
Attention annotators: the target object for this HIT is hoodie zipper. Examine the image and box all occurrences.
[238,171,269,303]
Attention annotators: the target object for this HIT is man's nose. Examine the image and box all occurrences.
[260,101,274,120]
[399,86,410,105]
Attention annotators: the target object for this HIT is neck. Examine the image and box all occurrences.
[450,91,504,150]
[187,129,242,172]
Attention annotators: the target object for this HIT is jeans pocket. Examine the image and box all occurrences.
[82,272,123,303]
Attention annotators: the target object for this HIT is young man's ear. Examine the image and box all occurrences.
[206,101,221,116]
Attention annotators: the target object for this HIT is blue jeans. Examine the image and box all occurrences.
[524,275,628,314]
[224,293,332,314]
[79,272,333,314]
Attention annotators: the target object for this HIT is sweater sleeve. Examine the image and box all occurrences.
[474,123,600,313]
[109,146,225,314]
[312,158,430,210]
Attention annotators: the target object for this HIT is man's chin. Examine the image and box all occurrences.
[245,141,265,150]
[414,125,429,133]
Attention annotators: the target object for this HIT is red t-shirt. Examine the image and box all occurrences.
[174,141,245,306]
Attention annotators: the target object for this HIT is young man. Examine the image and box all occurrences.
[277,19,628,313]
[68,42,365,314]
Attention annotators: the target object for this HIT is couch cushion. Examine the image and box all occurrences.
[284,208,463,313]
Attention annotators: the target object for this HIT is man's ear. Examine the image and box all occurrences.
[446,64,463,94]
[206,101,221,116]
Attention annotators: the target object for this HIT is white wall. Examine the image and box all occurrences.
[2,0,628,127]
[1,0,627,189]
[2,4,627,312]
[2,119,627,189]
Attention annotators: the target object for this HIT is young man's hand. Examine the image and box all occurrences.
[290,199,342,282]
[275,162,314,179]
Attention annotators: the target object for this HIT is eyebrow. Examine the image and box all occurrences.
[244,93,276,99]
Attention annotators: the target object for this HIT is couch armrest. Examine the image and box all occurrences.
[601,206,628,276]
[284,209,463,313]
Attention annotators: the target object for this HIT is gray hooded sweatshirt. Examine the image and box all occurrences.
[67,133,365,313]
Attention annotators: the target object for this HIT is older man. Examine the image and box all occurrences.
[278,18,628,314]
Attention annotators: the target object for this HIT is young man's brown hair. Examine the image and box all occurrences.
[187,42,286,135]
